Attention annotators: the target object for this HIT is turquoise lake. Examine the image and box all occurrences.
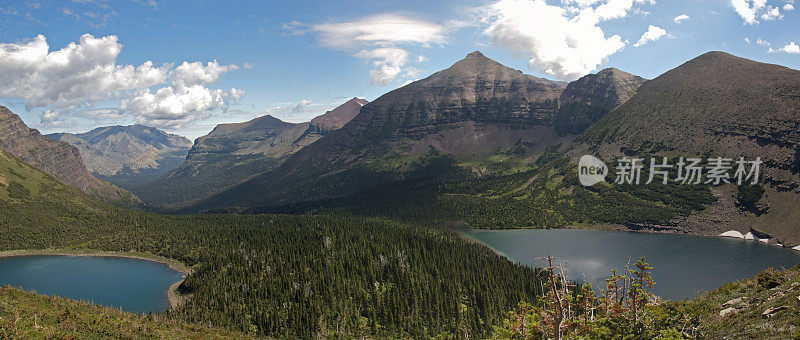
[0,255,183,313]
[460,228,800,300]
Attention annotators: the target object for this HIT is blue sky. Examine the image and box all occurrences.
[0,0,797,140]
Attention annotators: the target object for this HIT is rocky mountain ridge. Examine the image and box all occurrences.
[0,106,137,205]
[134,98,368,208]
[194,51,578,210]
[47,125,192,189]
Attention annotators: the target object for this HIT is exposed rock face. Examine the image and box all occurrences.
[555,68,646,135]
[576,51,800,244]
[290,51,567,162]
[47,125,192,189]
[309,97,367,133]
[0,105,136,205]
[196,51,571,210]
[136,98,367,208]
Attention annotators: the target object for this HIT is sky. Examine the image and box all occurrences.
[0,0,798,141]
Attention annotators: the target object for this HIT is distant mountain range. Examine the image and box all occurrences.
[194,51,636,210]
[131,97,368,208]
[47,125,192,189]
[0,106,138,206]
[17,50,800,245]
[183,50,800,245]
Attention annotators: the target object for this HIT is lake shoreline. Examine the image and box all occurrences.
[0,248,192,310]
[457,222,799,251]
[455,227,800,300]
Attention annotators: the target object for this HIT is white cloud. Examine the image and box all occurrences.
[173,60,239,85]
[744,37,751,44]
[282,21,310,36]
[311,15,444,85]
[264,100,337,122]
[355,48,413,85]
[292,99,313,114]
[0,34,169,110]
[40,110,61,124]
[756,38,799,54]
[633,25,667,47]
[119,84,243,129]
[482,0,653,80]
[731,0,783,24]
[313,15,445,49]
[673,14,690,23]
[77,108,124,120]
[785,3,795,10]
[761,5,783,19]
[774,42,800,53]
[0,34,245,129]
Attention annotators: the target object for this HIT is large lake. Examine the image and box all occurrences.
[460,228,800,300]
[0,255,183,313]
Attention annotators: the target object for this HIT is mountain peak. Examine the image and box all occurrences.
[696,51,736,60]
[554,67,647,135]
[466,51,487,58]
[446,51,509,74]
[346,97,368,106]
[682,51,761,71]
[311,97,368,132]
[596,67,621,75]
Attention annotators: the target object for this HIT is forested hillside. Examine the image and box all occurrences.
[0,147,542,338]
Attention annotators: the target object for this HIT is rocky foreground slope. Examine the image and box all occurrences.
[0,106,137,205]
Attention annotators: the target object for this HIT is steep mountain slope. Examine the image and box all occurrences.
[554,67,646,135]
[47,125,192,189]
[197,51,572,210]
[0,106,138,206]
[309,97,368,133]
[136,98,367,208]
[576,51,800,244]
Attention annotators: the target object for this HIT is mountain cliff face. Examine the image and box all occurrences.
[309,51,566,160]
[196,51,573,210]
[575,51,800,244]
[136,98,367,208]
[47,125,192,189]
[0,106,137,205]
[554,68,646,135]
